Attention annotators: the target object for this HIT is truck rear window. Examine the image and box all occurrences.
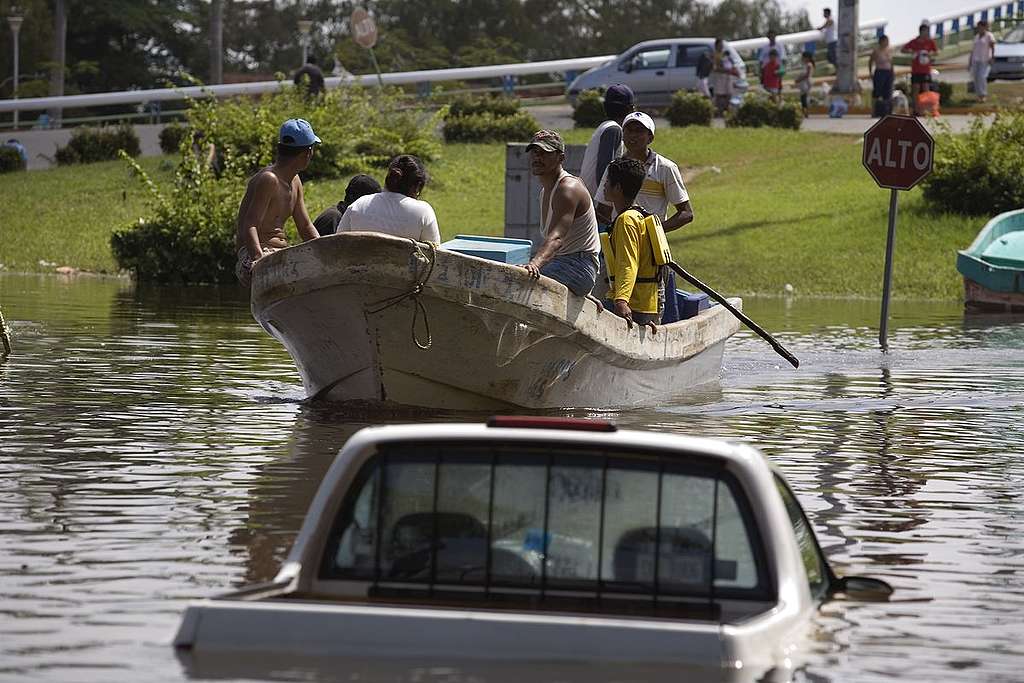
[320,445,770,607]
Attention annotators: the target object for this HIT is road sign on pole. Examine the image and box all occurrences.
[862,115,934,350]
[351,7,385,87]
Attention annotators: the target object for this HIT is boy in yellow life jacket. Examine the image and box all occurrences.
[601,157,662,326]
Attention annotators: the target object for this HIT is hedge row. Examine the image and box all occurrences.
[443,95,539,143]
[55,125,141,165]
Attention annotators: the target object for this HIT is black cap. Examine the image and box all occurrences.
[605,84,635,107]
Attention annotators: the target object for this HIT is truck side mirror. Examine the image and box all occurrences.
[831,576,893,601]
[620,60,633,73]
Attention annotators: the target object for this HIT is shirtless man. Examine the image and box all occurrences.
[521,130,601,297]
[234,118,322,287]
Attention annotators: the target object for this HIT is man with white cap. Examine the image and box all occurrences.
[594,112,692,233]
[234,118,322,287]
[522,129,601,297]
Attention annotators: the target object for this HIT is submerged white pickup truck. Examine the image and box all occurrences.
[174,417,891,681]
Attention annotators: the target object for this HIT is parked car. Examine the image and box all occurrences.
[567,38,748,109]
[174,418,891,682]
[990,24,1024,81]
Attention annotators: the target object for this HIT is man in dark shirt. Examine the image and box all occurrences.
[313,174,381,236]
[293,56,326,97]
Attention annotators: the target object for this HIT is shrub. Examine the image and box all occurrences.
[666,91,713,127]
[447,94,522,118]
[726,96,802,130]
[0,146,25,173]
[55,124,141,165]
[184,84,443,179]
[443,110,539,143]
[159,123,189,155]
[442,94,539,143]
[572,88,606,128]
[922,111,1024,216]
[936,80,953,106]
[112,86,444,283]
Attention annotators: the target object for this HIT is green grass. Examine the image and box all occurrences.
[0,128,985,299]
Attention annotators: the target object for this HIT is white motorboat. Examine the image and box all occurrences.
[250,232,741,410]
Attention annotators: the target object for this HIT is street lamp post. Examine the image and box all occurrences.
[7,11,23,130]
[297,19,313,65]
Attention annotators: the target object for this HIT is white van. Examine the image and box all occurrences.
[567,38,748,109]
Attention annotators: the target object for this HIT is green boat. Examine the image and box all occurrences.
[956,209,1024,311]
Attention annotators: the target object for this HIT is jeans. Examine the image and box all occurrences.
[872,68,894,101]
[541,252,599,297]
[826,42,837,66]
[971,63,991,98]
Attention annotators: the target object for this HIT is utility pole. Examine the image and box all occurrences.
[6,11,22,130]
[48,0,66,127]
[210,0,224,85]
[834,0,859,94]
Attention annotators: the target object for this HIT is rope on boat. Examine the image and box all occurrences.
[0,305,11,356]
[366,240,436,351]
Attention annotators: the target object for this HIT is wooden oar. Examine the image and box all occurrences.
[667,261,799,369]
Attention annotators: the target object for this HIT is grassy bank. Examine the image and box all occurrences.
[0,128,984,299]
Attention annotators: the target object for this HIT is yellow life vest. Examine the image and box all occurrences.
[600,208,672,281]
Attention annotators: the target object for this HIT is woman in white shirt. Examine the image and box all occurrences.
[969,20,996,103]
[337,154,441,243]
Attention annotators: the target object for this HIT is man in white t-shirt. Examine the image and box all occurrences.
[337,154,441,243]
[594,112,692,232]
[968,20,996,102]
[579,84,634,198]
[757,29,787,78]
[817,8,837,67]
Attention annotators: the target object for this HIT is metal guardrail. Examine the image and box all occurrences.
[0,18,888,117]
[929,1,1024,38]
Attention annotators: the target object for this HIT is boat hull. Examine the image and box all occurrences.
[251,233,741,410]
[956,209,1024,311]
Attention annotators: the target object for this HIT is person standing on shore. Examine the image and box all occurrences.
[579,84,634,199]
[817,8,837,68]
[758,29,787,85]
[235,119,322,287]
[522,130,601,297]
[709,38,739,116]
[795,51,815,116]
[868,35,894,117]
[902,21,938,115]
[293,56,326,97]
[969,20,996,103]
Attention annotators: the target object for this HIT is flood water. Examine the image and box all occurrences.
[2,271,1024,682]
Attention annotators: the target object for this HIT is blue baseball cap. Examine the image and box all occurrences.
[278,118,321,147]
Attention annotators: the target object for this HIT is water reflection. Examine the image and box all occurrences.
[1,273,1024,681]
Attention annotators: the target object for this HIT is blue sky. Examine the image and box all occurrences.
[783,0,985,42]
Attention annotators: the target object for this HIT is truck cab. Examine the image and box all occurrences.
[175,418,890,680]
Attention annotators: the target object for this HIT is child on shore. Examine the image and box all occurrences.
[794,51,815,116]
[762,49,784,104]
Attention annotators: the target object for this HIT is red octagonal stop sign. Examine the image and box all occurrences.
[862,115,934,190]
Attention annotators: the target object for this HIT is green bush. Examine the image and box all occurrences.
[447,94,522,119]
[0,145,26,173]
[185,83,442,179]
[936,80,953,106]
[159,123,189,155]
[55,124,141,165]
[112,86,444,283]
[443,110,539,143]
[666,91,713,127]
[922,111,1024,216]
[726,96,802,130]
[572,88,606,128]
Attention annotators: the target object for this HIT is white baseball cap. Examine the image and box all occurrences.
[622,111,655,134]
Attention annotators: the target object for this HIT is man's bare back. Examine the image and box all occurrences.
[236,167,299,252]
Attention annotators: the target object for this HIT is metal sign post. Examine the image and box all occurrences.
[351,7,384,87]
[862,115,934,350]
